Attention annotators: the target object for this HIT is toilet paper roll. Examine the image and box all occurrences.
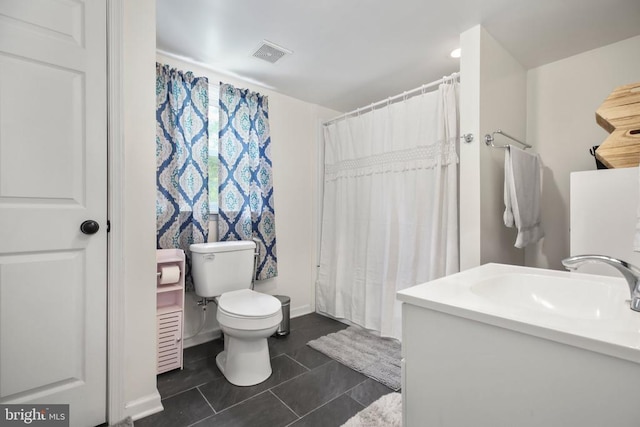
[159,265,181,285]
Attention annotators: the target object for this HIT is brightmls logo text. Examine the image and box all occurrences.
[4,408,45,424]
[0,405,68,426]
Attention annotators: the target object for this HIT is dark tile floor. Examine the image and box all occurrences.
[136,313,394,427]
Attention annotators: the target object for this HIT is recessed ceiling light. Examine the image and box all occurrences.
[450,48,461,59]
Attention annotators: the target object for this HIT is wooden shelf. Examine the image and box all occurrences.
[595,81,640,168]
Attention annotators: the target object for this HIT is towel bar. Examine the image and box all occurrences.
[484,129,531,149]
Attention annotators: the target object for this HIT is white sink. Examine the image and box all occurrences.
[470,273,621,320]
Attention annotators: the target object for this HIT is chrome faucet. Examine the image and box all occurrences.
[562,254,640,312]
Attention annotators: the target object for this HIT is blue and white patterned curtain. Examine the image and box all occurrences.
[156,63,209,290]
[218,83,278,280]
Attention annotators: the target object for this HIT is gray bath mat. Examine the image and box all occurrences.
[342,392,402,427]
[307,326,402,390]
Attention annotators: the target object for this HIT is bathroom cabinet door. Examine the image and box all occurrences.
[157,311,184,374]
[0,1,107,426]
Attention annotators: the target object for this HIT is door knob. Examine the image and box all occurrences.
[80,220,100,235]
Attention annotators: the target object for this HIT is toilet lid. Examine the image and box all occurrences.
[218,289,282,318]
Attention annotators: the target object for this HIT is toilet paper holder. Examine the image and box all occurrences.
[157,264,182,285]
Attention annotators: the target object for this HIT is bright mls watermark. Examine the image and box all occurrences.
[0,405,69,427]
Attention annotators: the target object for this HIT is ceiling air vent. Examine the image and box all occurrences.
[252,40,292,64]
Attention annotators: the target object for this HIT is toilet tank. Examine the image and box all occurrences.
[190,241,256,297]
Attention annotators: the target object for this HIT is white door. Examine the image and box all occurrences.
[0,1,107,426]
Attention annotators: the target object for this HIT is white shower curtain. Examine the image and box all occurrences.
[316,80,459,339]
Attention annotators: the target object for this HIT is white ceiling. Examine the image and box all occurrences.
[156,0,640,112]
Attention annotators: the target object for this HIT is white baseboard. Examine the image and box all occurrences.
[291,304,313,318]
[125,390,163,421]
[184,328,222,349]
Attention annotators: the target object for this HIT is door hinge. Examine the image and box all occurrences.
[107,220,111,233]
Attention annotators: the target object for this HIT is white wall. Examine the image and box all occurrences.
[571,168,640,276]
[460,25,527,270]
[525,35,640,270]
[459,26,482,270]
[156,53,340,347]
[122,0,160,419]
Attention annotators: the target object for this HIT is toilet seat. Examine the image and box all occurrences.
[218,289,282,318]
[217,289,282,331]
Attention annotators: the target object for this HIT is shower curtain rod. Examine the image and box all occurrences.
[323,72,459,126]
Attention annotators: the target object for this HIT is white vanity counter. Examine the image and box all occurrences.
[397,263,640,427]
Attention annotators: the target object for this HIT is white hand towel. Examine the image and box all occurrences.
[504,146,544,248]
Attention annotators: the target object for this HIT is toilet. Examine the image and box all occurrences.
[190,241,282,386]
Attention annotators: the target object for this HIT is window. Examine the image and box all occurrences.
[208,83,219,214]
